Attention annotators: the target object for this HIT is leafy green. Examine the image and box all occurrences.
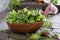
[7,10,17,23]
[51,0,58,5]
[8,0,21,10]
[0,30,8,34]
[41,35,51,40]
[29,34,41,40]
[54,33,59,38]
[7,8,45,24]
[28,33,51,40]
[43,21,52,27]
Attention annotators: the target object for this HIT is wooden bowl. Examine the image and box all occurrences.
[7,21,43,33]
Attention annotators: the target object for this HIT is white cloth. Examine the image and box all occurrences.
[0,0,10,12]
[0,0,10,30]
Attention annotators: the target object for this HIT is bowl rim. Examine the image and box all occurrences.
[6,20,43,24]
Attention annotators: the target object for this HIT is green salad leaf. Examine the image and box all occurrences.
[8,0,21,10]
[28,34,51,40]
[51,0,58,5]
[30,34,41,40]
[7,8,45,24]
[43,21,52,27]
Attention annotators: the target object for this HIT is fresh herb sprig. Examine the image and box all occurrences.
[8,0,21,10]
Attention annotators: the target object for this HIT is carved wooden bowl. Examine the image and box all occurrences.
[7,21,43,33]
